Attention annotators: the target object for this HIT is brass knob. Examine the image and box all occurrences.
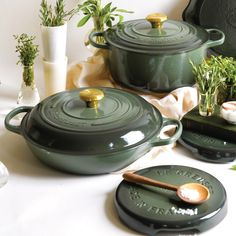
[146,13,167,29]
[80,88,104,108]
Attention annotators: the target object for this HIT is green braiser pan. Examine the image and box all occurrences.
[4,87,182,174]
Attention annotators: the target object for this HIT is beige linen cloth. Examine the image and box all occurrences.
[66,49,198,172]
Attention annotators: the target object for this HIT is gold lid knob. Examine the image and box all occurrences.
[146,13,167,29]
[80,88,104,108]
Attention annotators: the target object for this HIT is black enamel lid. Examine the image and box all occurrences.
[183,0,236,57]
[105,13,210,54]
[115,165,227,234]
[21,88,162,154]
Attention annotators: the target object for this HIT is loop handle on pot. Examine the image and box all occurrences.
[89,31,110,50]
[4,106,33,135]
[205,29,225,48]
[150,118,182,147]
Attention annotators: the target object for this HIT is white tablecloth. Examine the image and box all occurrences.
[0,83,235,236]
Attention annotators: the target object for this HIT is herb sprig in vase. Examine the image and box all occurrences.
[190,57,225,116]
[15,33,40,106]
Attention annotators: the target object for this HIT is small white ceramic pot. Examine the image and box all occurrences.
[42,57,68,97]
[41,23,67,62]
[221,101,236,124]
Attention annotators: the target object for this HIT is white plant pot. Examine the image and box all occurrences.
[41,23,67,62]
[42,57,68,97]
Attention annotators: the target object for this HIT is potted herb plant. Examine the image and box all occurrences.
[39,0,75,62]
[190,56,225,116]
[77,0,133,46]
[39,0,75,97]
[15,33,40,106]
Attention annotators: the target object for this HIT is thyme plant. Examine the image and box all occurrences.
[14,33,39,86]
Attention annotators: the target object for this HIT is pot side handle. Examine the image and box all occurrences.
[205,29,225,48]
[150,118,183,147]
[4,106,33,135]
[89,31,110,50]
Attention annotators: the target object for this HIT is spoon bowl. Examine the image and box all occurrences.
[123,172,210,204]
[177,182,210,204]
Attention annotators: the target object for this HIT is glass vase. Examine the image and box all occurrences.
[198,92,216,116]
[84,17,105,52]
[17,65,40,106]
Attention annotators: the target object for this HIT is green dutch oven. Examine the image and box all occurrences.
[4,88,182,174]
[89,13,225,93]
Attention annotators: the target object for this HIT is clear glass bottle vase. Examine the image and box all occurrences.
[84,17,105,53]
[17,65,40,106]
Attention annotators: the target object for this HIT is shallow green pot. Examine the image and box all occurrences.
[4,88,182,174]
[89,13,225,93]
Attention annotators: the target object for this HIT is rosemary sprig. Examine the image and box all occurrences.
[39,0,75,26]
[190,56,226,94]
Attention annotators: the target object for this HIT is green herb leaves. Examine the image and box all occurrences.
[190,56,226,94]
[190,55,236,105]
[39,0,75,26]
[14,33,39,86]
[231,165,236,171]
[77,0,133,31]
[14,33,39,67]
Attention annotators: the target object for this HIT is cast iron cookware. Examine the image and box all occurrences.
[183,0,236,57]
[179,129,236,163]
[4,88,182,174]
[115,165,227,235]
[89,13,225,93]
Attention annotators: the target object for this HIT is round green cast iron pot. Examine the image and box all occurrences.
[4,88,182,175]
[89,13,225,93]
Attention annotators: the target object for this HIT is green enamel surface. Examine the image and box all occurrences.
[115,165,227,234]
[105,19,209,54]
[181,130,236,151]
[108,46,205,92]
[182,106,236,143]
[27,140,150,174]
[21,88,164,153]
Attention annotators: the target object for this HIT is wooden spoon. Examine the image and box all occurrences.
[123,172,210,204]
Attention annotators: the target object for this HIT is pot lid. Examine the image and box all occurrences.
[183,0,236,57]
[105,13,209,54]
[179,129,236,163]
[22,88,162,154]
[115,165,227,234]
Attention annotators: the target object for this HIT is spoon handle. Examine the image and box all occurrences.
[123,172,178,191]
